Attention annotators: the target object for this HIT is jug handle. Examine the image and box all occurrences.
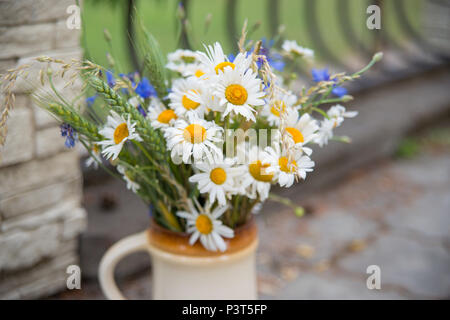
[98,231,148,300]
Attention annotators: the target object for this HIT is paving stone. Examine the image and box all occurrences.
[62,207,87,240]
[0,0,77,26]
[0,151,80,198]
[0,23,55,59]
[0,0,85,300]
[385,190,450,239]
[337,233,450,298]
[0,249,77,299]
[33,104,58,129]
[0,223,60,271]
[263,271,407,300]
[0,102,34,166]
[55,20,81,50]
[0,177,82,219]
[390,153,450,189]
[257,207,380,269]
[293,209,379,264]
[12,48,82,94]
[1,198,81,232]
[36,126,68,158]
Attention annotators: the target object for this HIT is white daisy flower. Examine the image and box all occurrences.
[98,111,142,160]
[189,154,243,206]
[196,42,251,78]
[314,119,335,147]
[168,78,207,118]
[197,85,224,113]
[237,144,273,201]
[264,144,315,188]
[147,98,178,129]
[117,164,140,193]
[176,205,234,252]
[283,110,319,154]
[215,68,265,122]
[166,49,200,75]
[164,113,223,164]
[85,143,102,169]
[314,105,358,147]
[327,104,358,128]
[282,40,314,59]
[261,91,297,126]
[183,64,207,79]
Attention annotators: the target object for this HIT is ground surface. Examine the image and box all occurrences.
[51,125,450,300]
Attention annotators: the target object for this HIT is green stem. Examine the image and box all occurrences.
[351,53,381,78]
[48,74,72,109]
[133,140,153,164]
[311,107,330,119]
[311,97,346,107]
[268,193,305,217]
[232,195,241,226]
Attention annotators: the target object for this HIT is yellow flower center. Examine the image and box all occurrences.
[279,156,298,173]
[93,144,100,153]
[214,61,235,74]
[195,214,213,234]
[195,69,205,78]
[181,55,196,64]
[113,123,129,144]
[249,160,274,182]
[270,100,286,117]
[182,90,200,110]
[210,167,227,185]
[225,84,248,105]
[157,109,177,124]
[285,127,304,144]
[183,124,207,144]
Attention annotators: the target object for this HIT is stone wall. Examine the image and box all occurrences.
[0,0,86,299]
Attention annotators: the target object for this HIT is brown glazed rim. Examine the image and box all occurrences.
[146,216,258,257]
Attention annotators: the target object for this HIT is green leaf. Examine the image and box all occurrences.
[135,15,169,100]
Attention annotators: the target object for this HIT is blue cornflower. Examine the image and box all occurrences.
[227,53,236,62]
[331,86,348,97]
[119,72,137,84]
[60,123,78,148]
[148,204,155,218]
[135,77,156,99]
[86,94,97,107]
[250,38,285,71]
[311,68,331,82]
[106,70,115,87]
[137,104,147,117]
[268,53,285,72]
[311,68,347,97]
[258,38,273,64]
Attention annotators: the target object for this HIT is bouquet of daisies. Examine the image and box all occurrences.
[1,23,381,253]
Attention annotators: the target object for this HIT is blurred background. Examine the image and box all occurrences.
[0,0,449,299]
